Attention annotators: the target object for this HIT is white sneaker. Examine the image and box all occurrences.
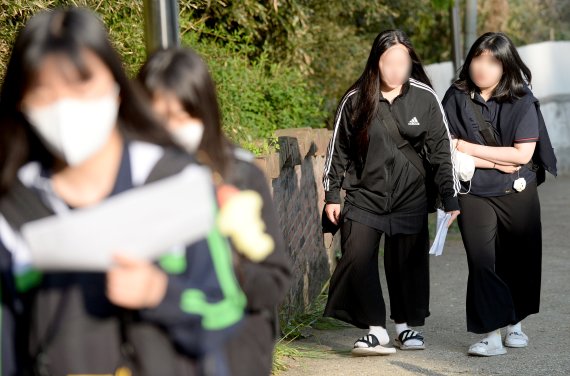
[505,331,529,348]
[468,339,507,357]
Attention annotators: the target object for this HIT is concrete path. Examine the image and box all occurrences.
[281,176,570,376]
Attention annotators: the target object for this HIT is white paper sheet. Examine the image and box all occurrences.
[21,165,215,271]
[429,209,452,256]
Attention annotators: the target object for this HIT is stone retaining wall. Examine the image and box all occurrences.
[254,128,339,318]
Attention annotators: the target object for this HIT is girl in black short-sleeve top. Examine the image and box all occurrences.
[443,32,557,357]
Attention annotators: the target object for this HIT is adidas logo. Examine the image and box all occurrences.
[408,117,420,126]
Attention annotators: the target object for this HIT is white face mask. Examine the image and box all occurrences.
[453,150,475,182]
[171,121,204,153]
[24,88,120,166]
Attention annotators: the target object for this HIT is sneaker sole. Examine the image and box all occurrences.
[394,340,425,351]
[505,341,528,348]
[352,346,397,356]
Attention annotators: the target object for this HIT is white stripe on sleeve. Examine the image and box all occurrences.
[323,89,358,191]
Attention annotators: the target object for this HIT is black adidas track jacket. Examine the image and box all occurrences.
[323,78,459,215]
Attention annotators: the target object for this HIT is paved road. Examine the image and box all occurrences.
[282,176,570,376]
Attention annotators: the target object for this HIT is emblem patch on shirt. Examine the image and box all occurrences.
[408,117,420,126]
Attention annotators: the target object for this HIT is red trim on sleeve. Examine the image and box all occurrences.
[514,137,539,143]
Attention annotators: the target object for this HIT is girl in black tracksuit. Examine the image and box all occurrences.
[322,29,460,355]
[442,32,557,357]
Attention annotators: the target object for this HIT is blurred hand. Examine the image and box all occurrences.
[447,210,460,228]
[325,203,341,225]
[453,139,469,153]
[495,164,520,174]
[107,254,167,309]
[451,138,459,150]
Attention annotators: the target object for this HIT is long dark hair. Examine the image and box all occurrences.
[0,7,176,196]
[138,48,231,177]
[346,29,432,160]
[454,32,532,102]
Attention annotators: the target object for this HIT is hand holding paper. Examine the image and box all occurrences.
[21,165,215,271]
[429,209,452,256]
[107,253,168,309]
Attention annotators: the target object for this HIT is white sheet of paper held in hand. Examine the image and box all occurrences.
[429,209,452,256]
[21,165,215,271]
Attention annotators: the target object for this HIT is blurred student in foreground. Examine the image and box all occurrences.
[0,7,255,375]
[138,47,291,375]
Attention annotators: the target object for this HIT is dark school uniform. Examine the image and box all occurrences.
[222,148,292,376]
[0,141,244,375]
[442,85,556,334]
[322,78,459,329]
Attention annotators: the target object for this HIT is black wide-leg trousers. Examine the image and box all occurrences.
[458,181,542,334]
[324,217,430,329]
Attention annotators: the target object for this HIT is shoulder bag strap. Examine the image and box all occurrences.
[466,95,500,147]
[378,101,426,178]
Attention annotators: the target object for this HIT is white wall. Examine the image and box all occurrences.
[425,61,455,101]
[517,41,570,102]
[425,41,570,175]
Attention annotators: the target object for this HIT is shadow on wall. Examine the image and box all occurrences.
[255,128,340,320]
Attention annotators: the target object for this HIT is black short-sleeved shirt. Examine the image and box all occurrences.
[446,91,539,197]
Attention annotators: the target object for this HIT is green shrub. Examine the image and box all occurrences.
[183,33,326,152]
[0,1,327,154]
[0,0,147,77]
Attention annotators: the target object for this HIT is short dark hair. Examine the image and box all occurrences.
[454,32,532,102]
[138,48,232,177]
[0,7,176,196]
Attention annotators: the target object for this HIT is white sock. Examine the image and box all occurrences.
[368,326,389,345]
[507,322,522,333]
[395,323,409,336]
[483,329,502,346]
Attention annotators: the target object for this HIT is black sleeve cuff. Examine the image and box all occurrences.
[325,190,341,204]
[442,195,460,212]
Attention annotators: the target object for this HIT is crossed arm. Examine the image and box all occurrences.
[453,139,536,174]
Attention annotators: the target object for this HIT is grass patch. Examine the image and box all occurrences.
[279,281,351,341]
[273,281,350,374]
[272,340,330,374]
